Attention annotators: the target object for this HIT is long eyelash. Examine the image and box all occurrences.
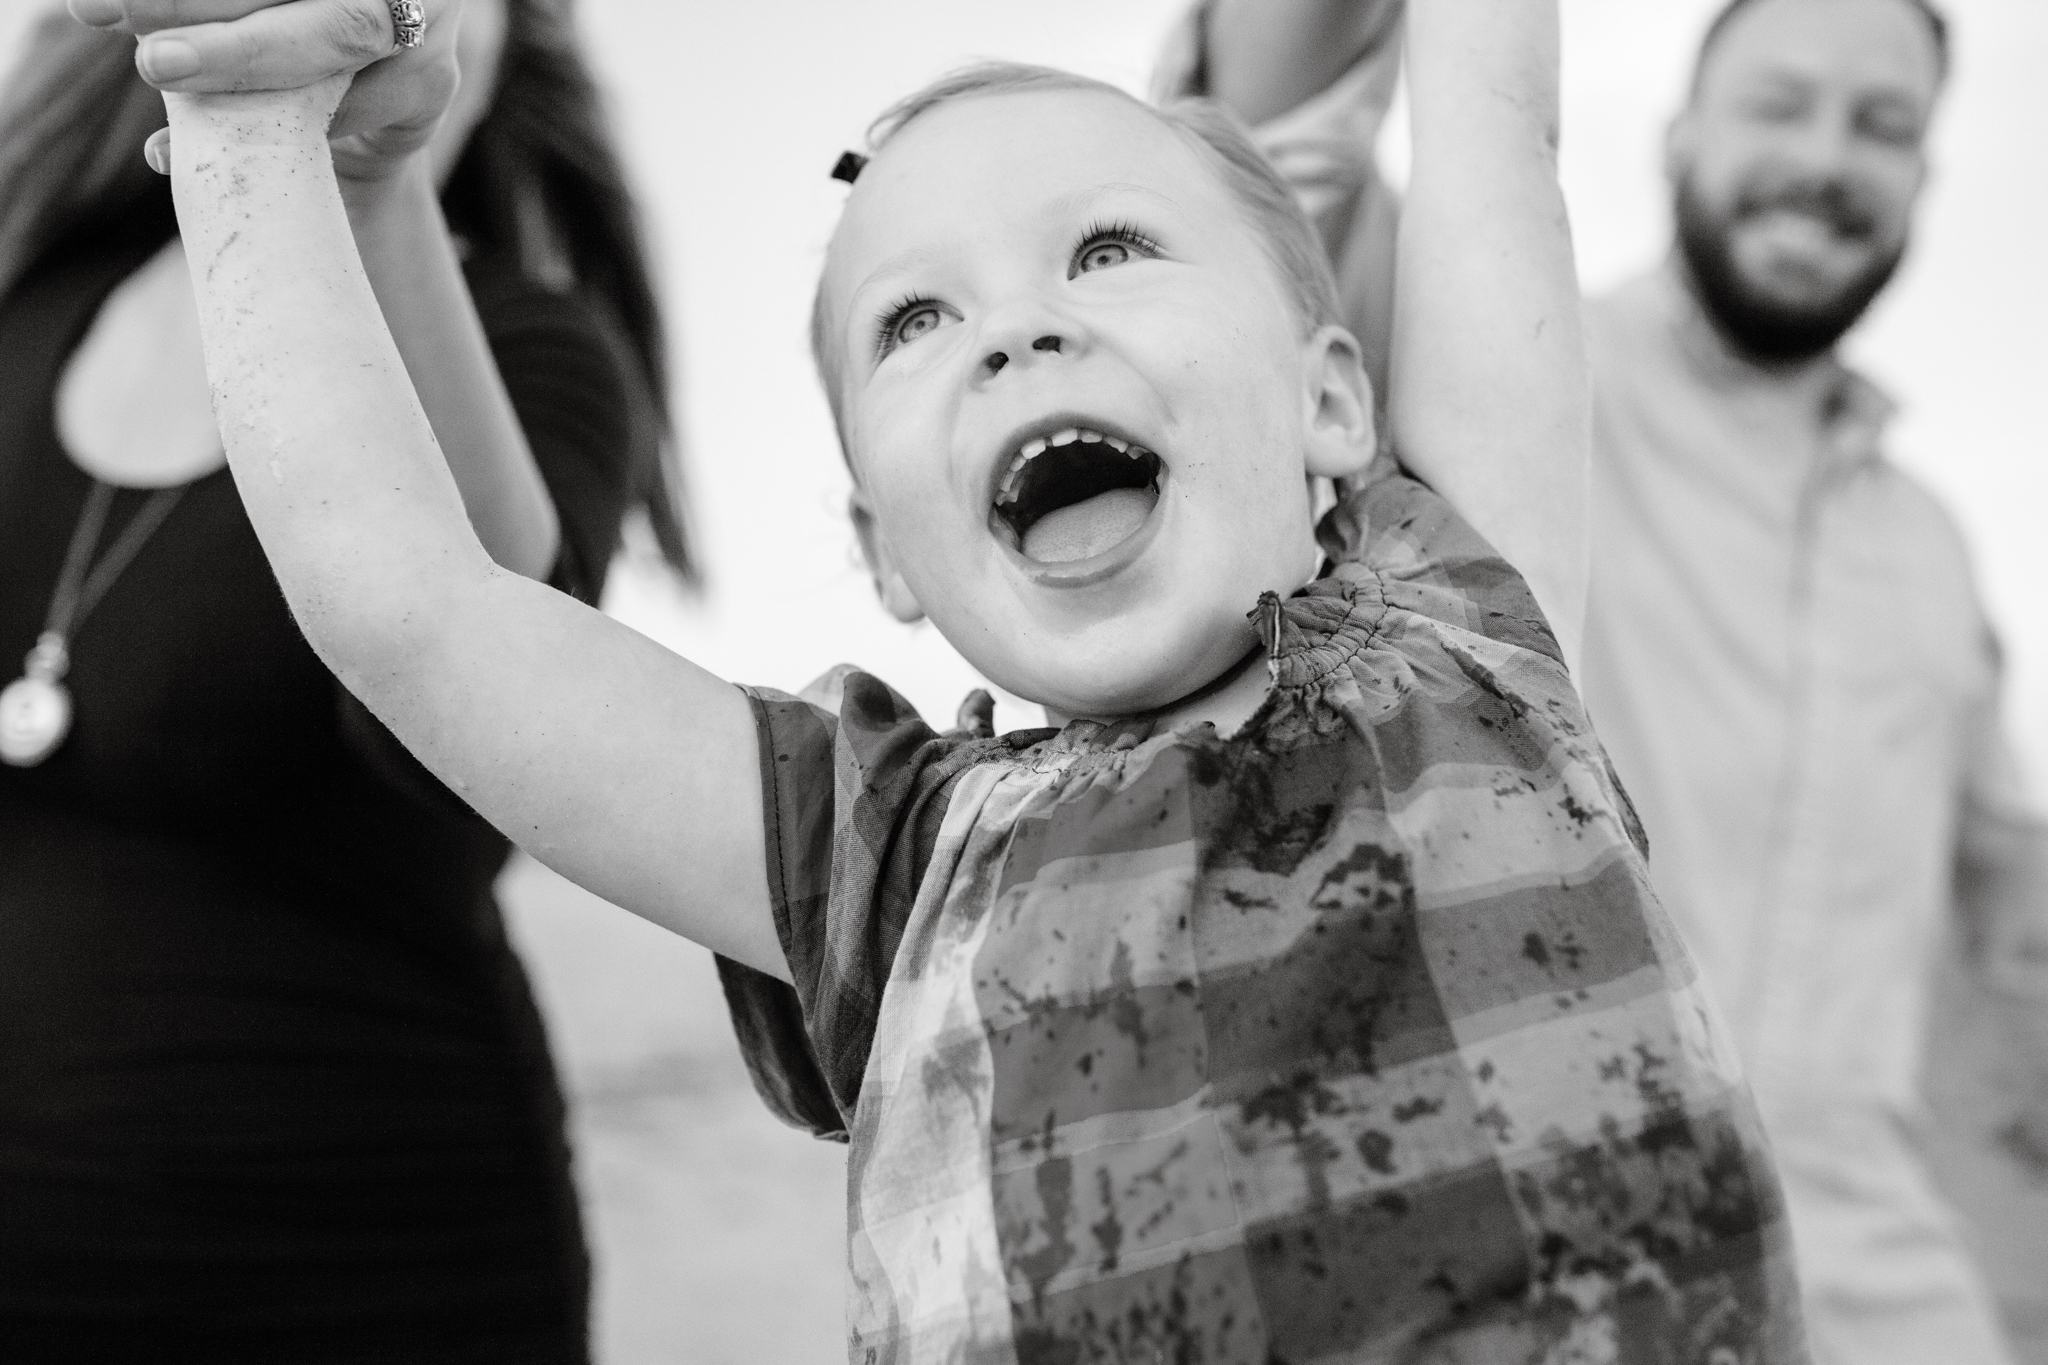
[1076,219,1161,258]
[873,293,935,358]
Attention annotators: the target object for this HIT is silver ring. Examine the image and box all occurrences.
[389,0,426,50]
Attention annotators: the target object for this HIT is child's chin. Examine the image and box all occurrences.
[1015,633,1259,725]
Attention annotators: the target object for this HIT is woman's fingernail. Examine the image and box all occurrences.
[137,38,200,83]
[144,134,169,176]
[67,0,124,28]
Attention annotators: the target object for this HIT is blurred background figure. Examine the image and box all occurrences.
[1579,5,2047,1363]
[0,0,681,1359]
[1184,1,2048,1363]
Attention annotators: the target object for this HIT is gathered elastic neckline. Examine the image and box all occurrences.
[1006,561,1392,768]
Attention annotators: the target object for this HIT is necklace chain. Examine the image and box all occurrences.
[2,478,186,768]
[44,480,186,643]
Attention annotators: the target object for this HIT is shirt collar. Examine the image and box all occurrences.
[1649,258,1897,471]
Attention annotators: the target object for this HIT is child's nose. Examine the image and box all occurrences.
[982,334,1066,376]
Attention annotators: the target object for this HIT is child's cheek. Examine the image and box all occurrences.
[858,353,957,482]
[1142,277,1283,381]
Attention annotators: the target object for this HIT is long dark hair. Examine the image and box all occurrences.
[0,2,692,578]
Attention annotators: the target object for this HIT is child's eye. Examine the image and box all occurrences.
[896,305,944,343]
[875,297,956,359]
[1079,241,1132,272]
[1070,222,1160,279]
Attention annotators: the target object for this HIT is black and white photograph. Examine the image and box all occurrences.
[0,1,2042,1361]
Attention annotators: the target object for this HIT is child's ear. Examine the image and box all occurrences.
[1300,324,1378,481]
[849,490,925,624]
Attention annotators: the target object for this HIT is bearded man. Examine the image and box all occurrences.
[1169,0,2048,1360]
[1581,6,2048,1359]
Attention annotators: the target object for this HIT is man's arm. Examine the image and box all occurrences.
[1392,0,1589,675]
[1950,703,2048,1202]
[1205,0,1403,125]
[1957,710,2048,1009]
[1169,0,1405,399]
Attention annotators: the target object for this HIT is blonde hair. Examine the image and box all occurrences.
[810,62,1343,451]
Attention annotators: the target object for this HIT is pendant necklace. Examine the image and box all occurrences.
[0,480,185,767]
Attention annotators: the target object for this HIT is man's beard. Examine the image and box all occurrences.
[1674,172,1907,364]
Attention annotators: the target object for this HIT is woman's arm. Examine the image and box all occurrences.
[1392,0,1589,675]
[340,163,561,578]
[164,78,781,978]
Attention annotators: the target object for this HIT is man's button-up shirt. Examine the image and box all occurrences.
[1583,265,2014,1112]
[1582,265,2048,1360]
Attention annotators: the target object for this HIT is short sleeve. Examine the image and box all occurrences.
[715,670,996,1139]
[1318,456,1566,665]
[1295,462,1650,859]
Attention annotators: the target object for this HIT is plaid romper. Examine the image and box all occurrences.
[718,461,1808,1364]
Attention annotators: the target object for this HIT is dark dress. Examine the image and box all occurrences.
[0,188,635,1363]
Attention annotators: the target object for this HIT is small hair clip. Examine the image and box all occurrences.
[830,151,869,184]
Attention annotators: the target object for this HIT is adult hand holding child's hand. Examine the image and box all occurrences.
[66,0,466,184]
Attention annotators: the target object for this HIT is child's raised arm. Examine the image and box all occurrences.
[164,79,782,978]
[1393,0,1589,674]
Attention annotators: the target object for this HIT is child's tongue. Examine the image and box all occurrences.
[1020,487,1154,564]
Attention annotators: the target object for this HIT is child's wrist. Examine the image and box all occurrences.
[161,79,348,156]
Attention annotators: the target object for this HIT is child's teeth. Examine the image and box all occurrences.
[995,452,1029,505]
[999,429,1155,507]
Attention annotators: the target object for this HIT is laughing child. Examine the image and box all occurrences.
[157,0,1806,1359]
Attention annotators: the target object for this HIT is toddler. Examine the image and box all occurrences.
[159,1,1805,1359]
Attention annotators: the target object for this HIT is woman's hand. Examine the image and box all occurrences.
[67,0,467,186]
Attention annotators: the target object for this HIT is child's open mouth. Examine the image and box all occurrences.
[991,426,1163,565]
